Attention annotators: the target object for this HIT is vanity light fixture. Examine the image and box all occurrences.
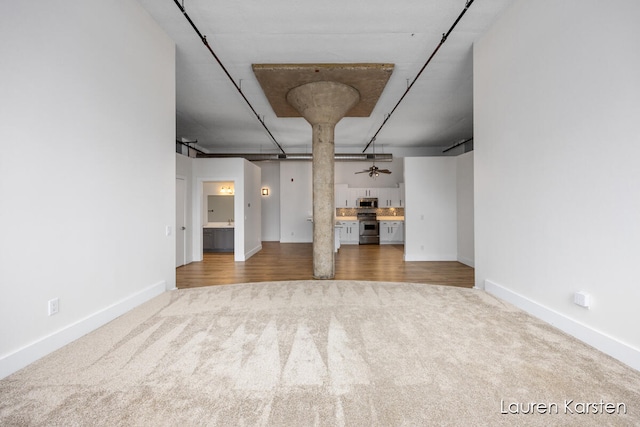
[261,188,269,196]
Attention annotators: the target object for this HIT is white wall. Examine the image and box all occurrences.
[474,0,640,369]
[243,161,263,258]
[404,157,458,261]
[0,0,175,378]
[280,162,313,242]
[259,162,281,241]
[456,152,474,267]
[192,158,262,261]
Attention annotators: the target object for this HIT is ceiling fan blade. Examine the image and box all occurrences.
[378,169,392,174]
[354,170,369,174]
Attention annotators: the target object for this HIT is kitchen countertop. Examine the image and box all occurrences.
[335,216,404,222]
[335,216,358,221]
[309,217,351,226]
[203,222,235,228]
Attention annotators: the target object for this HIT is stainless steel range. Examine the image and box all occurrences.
[357,211,379,245]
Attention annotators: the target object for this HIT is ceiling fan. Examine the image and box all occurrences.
[355,163,392,178]
[355,140,391,178]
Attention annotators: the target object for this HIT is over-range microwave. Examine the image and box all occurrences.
[357,197,378,208]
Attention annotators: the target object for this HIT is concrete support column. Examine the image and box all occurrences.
[311,122,336,278]
[287,81,360,279]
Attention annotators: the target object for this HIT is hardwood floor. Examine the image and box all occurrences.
[176,242,475,289]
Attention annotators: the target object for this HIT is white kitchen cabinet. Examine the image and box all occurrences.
[390,221,404,242]
[378,188,390,207]
[335,184,350,208]
[397,183,405,208]
[351,188,379,200]
[335,185,404,208]
[338,221,359,244]
[348,189,359,207]
[380,220,404,244]
[376,187,404,207]
[378,188,401,207]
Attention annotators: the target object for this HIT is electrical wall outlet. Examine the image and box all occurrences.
[574,291,591,309]
[48,298,59,316]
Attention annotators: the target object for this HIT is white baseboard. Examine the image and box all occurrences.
[245,243,262,260]
[404,253,458,262]
[279,238,313,243]
[0,281,166,379]
[457,255,475,267]
[484,279,640,372]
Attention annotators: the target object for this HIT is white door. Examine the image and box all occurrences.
[176,177,186,267]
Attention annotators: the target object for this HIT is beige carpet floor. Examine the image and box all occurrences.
[1,281,639,426]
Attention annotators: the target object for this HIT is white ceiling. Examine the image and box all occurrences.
[136,0,514,155]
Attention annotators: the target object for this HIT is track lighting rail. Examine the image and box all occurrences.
[362,0,475,153]
[172,0,286,154]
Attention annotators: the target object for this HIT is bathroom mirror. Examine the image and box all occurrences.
[207,195,234,223]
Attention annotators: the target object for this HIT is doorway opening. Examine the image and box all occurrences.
[202,181,236,255]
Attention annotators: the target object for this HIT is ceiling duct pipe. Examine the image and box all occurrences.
[196,153,393,162]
